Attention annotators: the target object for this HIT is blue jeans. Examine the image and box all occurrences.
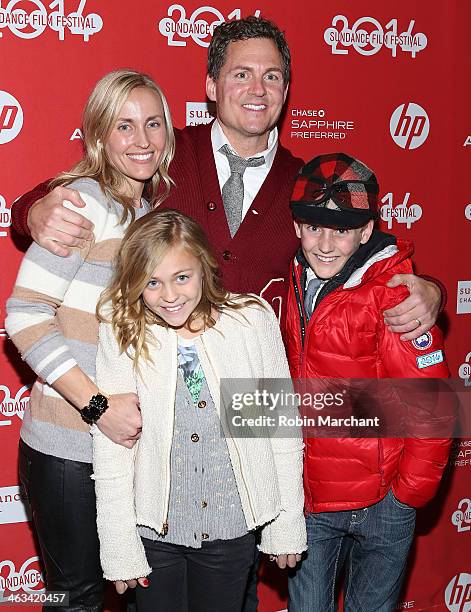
[288,489,416,612]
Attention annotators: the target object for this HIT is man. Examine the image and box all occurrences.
[10,16,442,611]
[11,17,440,333]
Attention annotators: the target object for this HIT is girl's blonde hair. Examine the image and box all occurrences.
[97,209,261,367]
[50,69,175,223]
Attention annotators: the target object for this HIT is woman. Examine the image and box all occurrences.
[93,209,306,611]
[5,69,175,610]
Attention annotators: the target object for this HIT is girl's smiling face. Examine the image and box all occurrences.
[142,244,204,332]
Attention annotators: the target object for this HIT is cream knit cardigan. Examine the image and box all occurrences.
[92,299,306,581]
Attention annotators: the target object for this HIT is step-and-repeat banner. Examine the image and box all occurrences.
[0,2,469,611]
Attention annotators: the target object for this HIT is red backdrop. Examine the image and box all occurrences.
[0,2,470,610]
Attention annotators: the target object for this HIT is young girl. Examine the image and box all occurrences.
[93,209,307,612]
[5,69,174,609]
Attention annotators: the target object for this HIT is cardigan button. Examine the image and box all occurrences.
[222,250,232,261]
[191,433,200,443]
[198,400,207,409]
[207,201,216,211]
[201,500,208,508]
[202,533,209,540]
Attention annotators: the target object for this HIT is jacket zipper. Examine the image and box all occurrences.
[292,261,310,377]
[378,439,385,486]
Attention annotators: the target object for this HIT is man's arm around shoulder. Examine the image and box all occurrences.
[11,179,93,256]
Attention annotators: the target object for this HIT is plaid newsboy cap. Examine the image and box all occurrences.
[290,152,379,228]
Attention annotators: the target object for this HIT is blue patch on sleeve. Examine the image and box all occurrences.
[416,350,444,369]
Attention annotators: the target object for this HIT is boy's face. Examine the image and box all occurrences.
[294,220,374,279]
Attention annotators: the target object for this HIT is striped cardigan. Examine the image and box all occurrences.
[5,178,148,462]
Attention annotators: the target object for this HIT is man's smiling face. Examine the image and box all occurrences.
[206,37,288,156]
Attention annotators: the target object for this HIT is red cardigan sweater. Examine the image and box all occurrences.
[12,122,303,319]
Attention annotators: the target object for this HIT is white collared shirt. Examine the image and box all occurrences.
[211,119,278,220]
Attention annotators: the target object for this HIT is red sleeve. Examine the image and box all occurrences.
[11,180,51,237]
[378,287,453,507]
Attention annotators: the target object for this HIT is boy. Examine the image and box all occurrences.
[286,153,452,612]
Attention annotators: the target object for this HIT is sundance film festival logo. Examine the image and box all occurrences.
[324,16,427,58]
[445,573,471,612]
[186,102,216,126]
[0,91,23,144]
[459,353,471,387]
[0,195,11,236]
[457,281,471,315]
[451,498,471,533]
[380,192,422,229]
[159,5,260,47]
[0,384,29,426]
[390,103,429,150]
[0,0,103,41]
[0,485,30,525]
[0,557,44,601]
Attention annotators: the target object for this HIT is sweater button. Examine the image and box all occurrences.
[191,433,200,443]
[201,500,208,508]
[207,201,216,211]
[223,250,231,260]
[198,400,206,409]
[202,533,209,540]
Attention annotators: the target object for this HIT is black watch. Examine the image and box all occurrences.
[81,394,109,425]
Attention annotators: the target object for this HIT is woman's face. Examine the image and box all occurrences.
[142,244,204,332]
[105,87,167,199]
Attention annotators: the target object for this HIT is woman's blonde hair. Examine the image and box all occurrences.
[50,69,175,223]
[97,209,261,367]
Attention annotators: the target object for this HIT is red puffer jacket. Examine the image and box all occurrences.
[285,236,452,512]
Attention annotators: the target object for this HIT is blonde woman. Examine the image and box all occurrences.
[93,209,306,612]
[6,69,175,610]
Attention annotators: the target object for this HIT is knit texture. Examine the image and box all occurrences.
[6,178,148,462]
[11,123,302,300]
[92,298,306,581]
[10,126,447,313]
[138,374,247,547]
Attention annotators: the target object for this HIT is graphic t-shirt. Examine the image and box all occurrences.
[177,336,205,403]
